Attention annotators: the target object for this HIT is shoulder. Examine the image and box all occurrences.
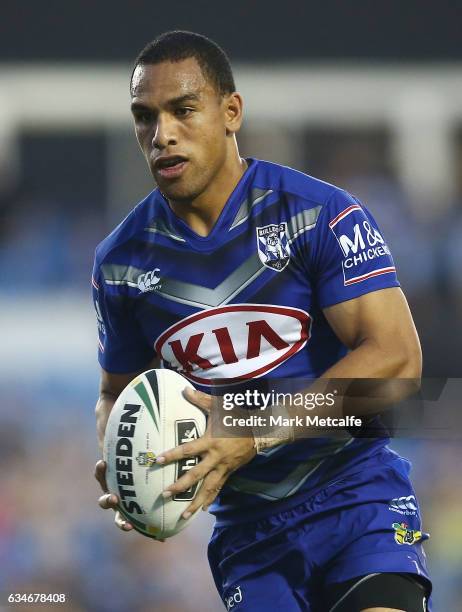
[251,158,357,220]
[94,189,159,269]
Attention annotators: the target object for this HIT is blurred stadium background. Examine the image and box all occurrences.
[0,2,461,610]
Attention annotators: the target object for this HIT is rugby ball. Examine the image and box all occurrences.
[103,368,207,539]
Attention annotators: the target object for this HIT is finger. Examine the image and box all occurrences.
[162,458,214,498]
[181,469,227,519]
[94,460,108,492]
[183,387,213,414]
[156,435,209,465]
[114,512,166,541]
[114,511,134,532]
[98,492,119,510]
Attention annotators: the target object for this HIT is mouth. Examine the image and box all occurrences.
[154,155,188,180]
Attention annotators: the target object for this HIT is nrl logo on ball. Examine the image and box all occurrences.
[256,223,290,272]
[136,451,157,467]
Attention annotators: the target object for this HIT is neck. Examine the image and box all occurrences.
[168,146,248,237]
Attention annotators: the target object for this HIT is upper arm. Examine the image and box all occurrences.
[306,189,421,376]
[323,287,422,375]
[92,258,156,374]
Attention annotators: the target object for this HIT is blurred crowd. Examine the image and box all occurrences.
[0,386,460,611]
[1,129,461,376]
[0,379,220,612]
[0,129,461,610]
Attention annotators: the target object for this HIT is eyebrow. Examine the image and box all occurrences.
[130,93,200,113]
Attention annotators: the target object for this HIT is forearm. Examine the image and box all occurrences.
[252,340,422,452]
[94,363,158,452]
[95,394,117,452]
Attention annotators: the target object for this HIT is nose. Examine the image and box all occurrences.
[152,115,177,150]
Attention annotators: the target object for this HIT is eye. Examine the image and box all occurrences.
[134,111,155,124]
[174,107,193,118]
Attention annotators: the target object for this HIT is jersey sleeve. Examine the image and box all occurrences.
[309,189,400,308]
[92,257,156,373]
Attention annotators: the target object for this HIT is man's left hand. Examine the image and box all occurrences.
[155,387,256,518]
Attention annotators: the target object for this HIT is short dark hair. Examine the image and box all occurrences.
[131,30,236,96]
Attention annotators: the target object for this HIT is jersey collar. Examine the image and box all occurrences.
[156,158,258,249]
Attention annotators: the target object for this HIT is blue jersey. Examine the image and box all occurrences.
[92,158,400,525]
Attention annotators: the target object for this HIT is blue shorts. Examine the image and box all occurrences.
[208,454,431,611]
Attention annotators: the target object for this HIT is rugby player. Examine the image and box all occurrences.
[93,31,431,611]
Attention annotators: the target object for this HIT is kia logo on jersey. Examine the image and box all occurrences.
[154,304,311,385]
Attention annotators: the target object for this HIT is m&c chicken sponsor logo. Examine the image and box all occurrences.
[328,204,395,286]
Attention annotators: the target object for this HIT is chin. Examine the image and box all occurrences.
[159,183,197,202]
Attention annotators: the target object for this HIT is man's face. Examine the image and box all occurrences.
[131,58,230,202]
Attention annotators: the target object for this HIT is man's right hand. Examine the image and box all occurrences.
[94,459,134,532]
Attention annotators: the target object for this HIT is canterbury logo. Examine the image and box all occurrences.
[137,269,161,292]
[389,495,417,512]
[224,586,243,610]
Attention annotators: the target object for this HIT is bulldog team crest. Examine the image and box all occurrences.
[256,223,291,271]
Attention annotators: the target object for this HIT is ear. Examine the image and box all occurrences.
[223,92,244,135]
